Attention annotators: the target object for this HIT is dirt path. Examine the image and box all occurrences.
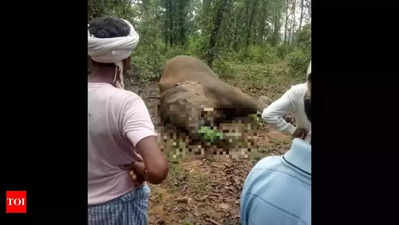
[125,79,292,225]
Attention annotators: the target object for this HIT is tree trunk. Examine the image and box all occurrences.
[206,0,231,68]
[169,0,174,46]
[284,0,289,43]
[162,0,170,47]
[299,0,304,31]
[232,6,244,51]
[246,0,260,47]
[178,0,189,46]
[290,0,296,44]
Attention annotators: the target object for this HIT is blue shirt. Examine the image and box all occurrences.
[240,138,311,225]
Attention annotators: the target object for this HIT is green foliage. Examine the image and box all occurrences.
[160,0,194,46]
[231,45,281,64]
[285,47,310,77]
[185,34,208,57]
[88,0,311,82]
[131,50,165,82]
[222,61,304,100]
[163,46,191,60]
[88,0,138,21]
[284,24,311,77]
[198,126,224,144]
[276,44,294,59]
[296,24,311,52]
[131,30,166,81]
[212,58,235,79]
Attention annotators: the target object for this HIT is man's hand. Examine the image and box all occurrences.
[130,162,145,188]
[119,151,146,187]
[119,162,145,188]
[292,128,308,140]
[134,136,169,184]
[131,150,147,187]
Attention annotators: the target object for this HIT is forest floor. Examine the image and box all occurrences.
[125,61,301,225]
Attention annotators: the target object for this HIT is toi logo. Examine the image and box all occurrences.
[6,191,27,214]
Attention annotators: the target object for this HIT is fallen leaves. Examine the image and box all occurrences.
[219,203,230,210]
[205,218,222,225]
[148,156,256,225]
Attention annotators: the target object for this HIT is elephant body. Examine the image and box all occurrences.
[159,55,266,138]
[160,55,260,114]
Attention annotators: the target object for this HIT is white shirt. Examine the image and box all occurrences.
[262,83,311,143]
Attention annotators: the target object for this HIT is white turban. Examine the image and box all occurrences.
[88,19,139,89]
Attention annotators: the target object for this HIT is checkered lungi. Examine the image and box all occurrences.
[88,184,151,225]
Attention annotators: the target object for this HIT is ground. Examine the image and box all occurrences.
[124,62,301,225]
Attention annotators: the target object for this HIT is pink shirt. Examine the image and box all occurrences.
[88,82,157,205]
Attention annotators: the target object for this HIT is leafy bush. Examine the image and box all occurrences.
[132,45,165,82]
[245,45,280,64]
[198,126,224,144]
[276,44,294,59]
[223,44,281,65]
[213,59,235,79]
[260,44,281,64]
[295,24,311,52]
[285,48,310,77]
[185,34,207,57]
[163,46,190,60]
[285,24,311,77]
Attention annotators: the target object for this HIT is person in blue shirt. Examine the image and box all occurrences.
[240,72,311,225]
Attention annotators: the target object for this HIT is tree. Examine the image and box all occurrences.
[160,0,192,47]
[246,0,260,47]
[289,0,297,44]
[299,0,304,31]
[88,0,311,77]
[205,0,233,67]
[284,0,289,43]
[270,0,284,46]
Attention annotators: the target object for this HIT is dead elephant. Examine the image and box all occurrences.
[159,55,268,139]
[159,81,224,139]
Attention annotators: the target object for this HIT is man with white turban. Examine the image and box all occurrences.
[88,17,169,225]
[88,16,139,89]
[262,62,312,143]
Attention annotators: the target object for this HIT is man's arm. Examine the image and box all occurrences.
[123,96,169,185]
[262,88,296,135]
[128,135,169,184]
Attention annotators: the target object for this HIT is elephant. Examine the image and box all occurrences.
[159,55,270,139]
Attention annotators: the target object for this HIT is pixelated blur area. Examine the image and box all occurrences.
[125,81,294,165]
[156,103,293,162]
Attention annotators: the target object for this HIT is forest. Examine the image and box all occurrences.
[88,0,311,82]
